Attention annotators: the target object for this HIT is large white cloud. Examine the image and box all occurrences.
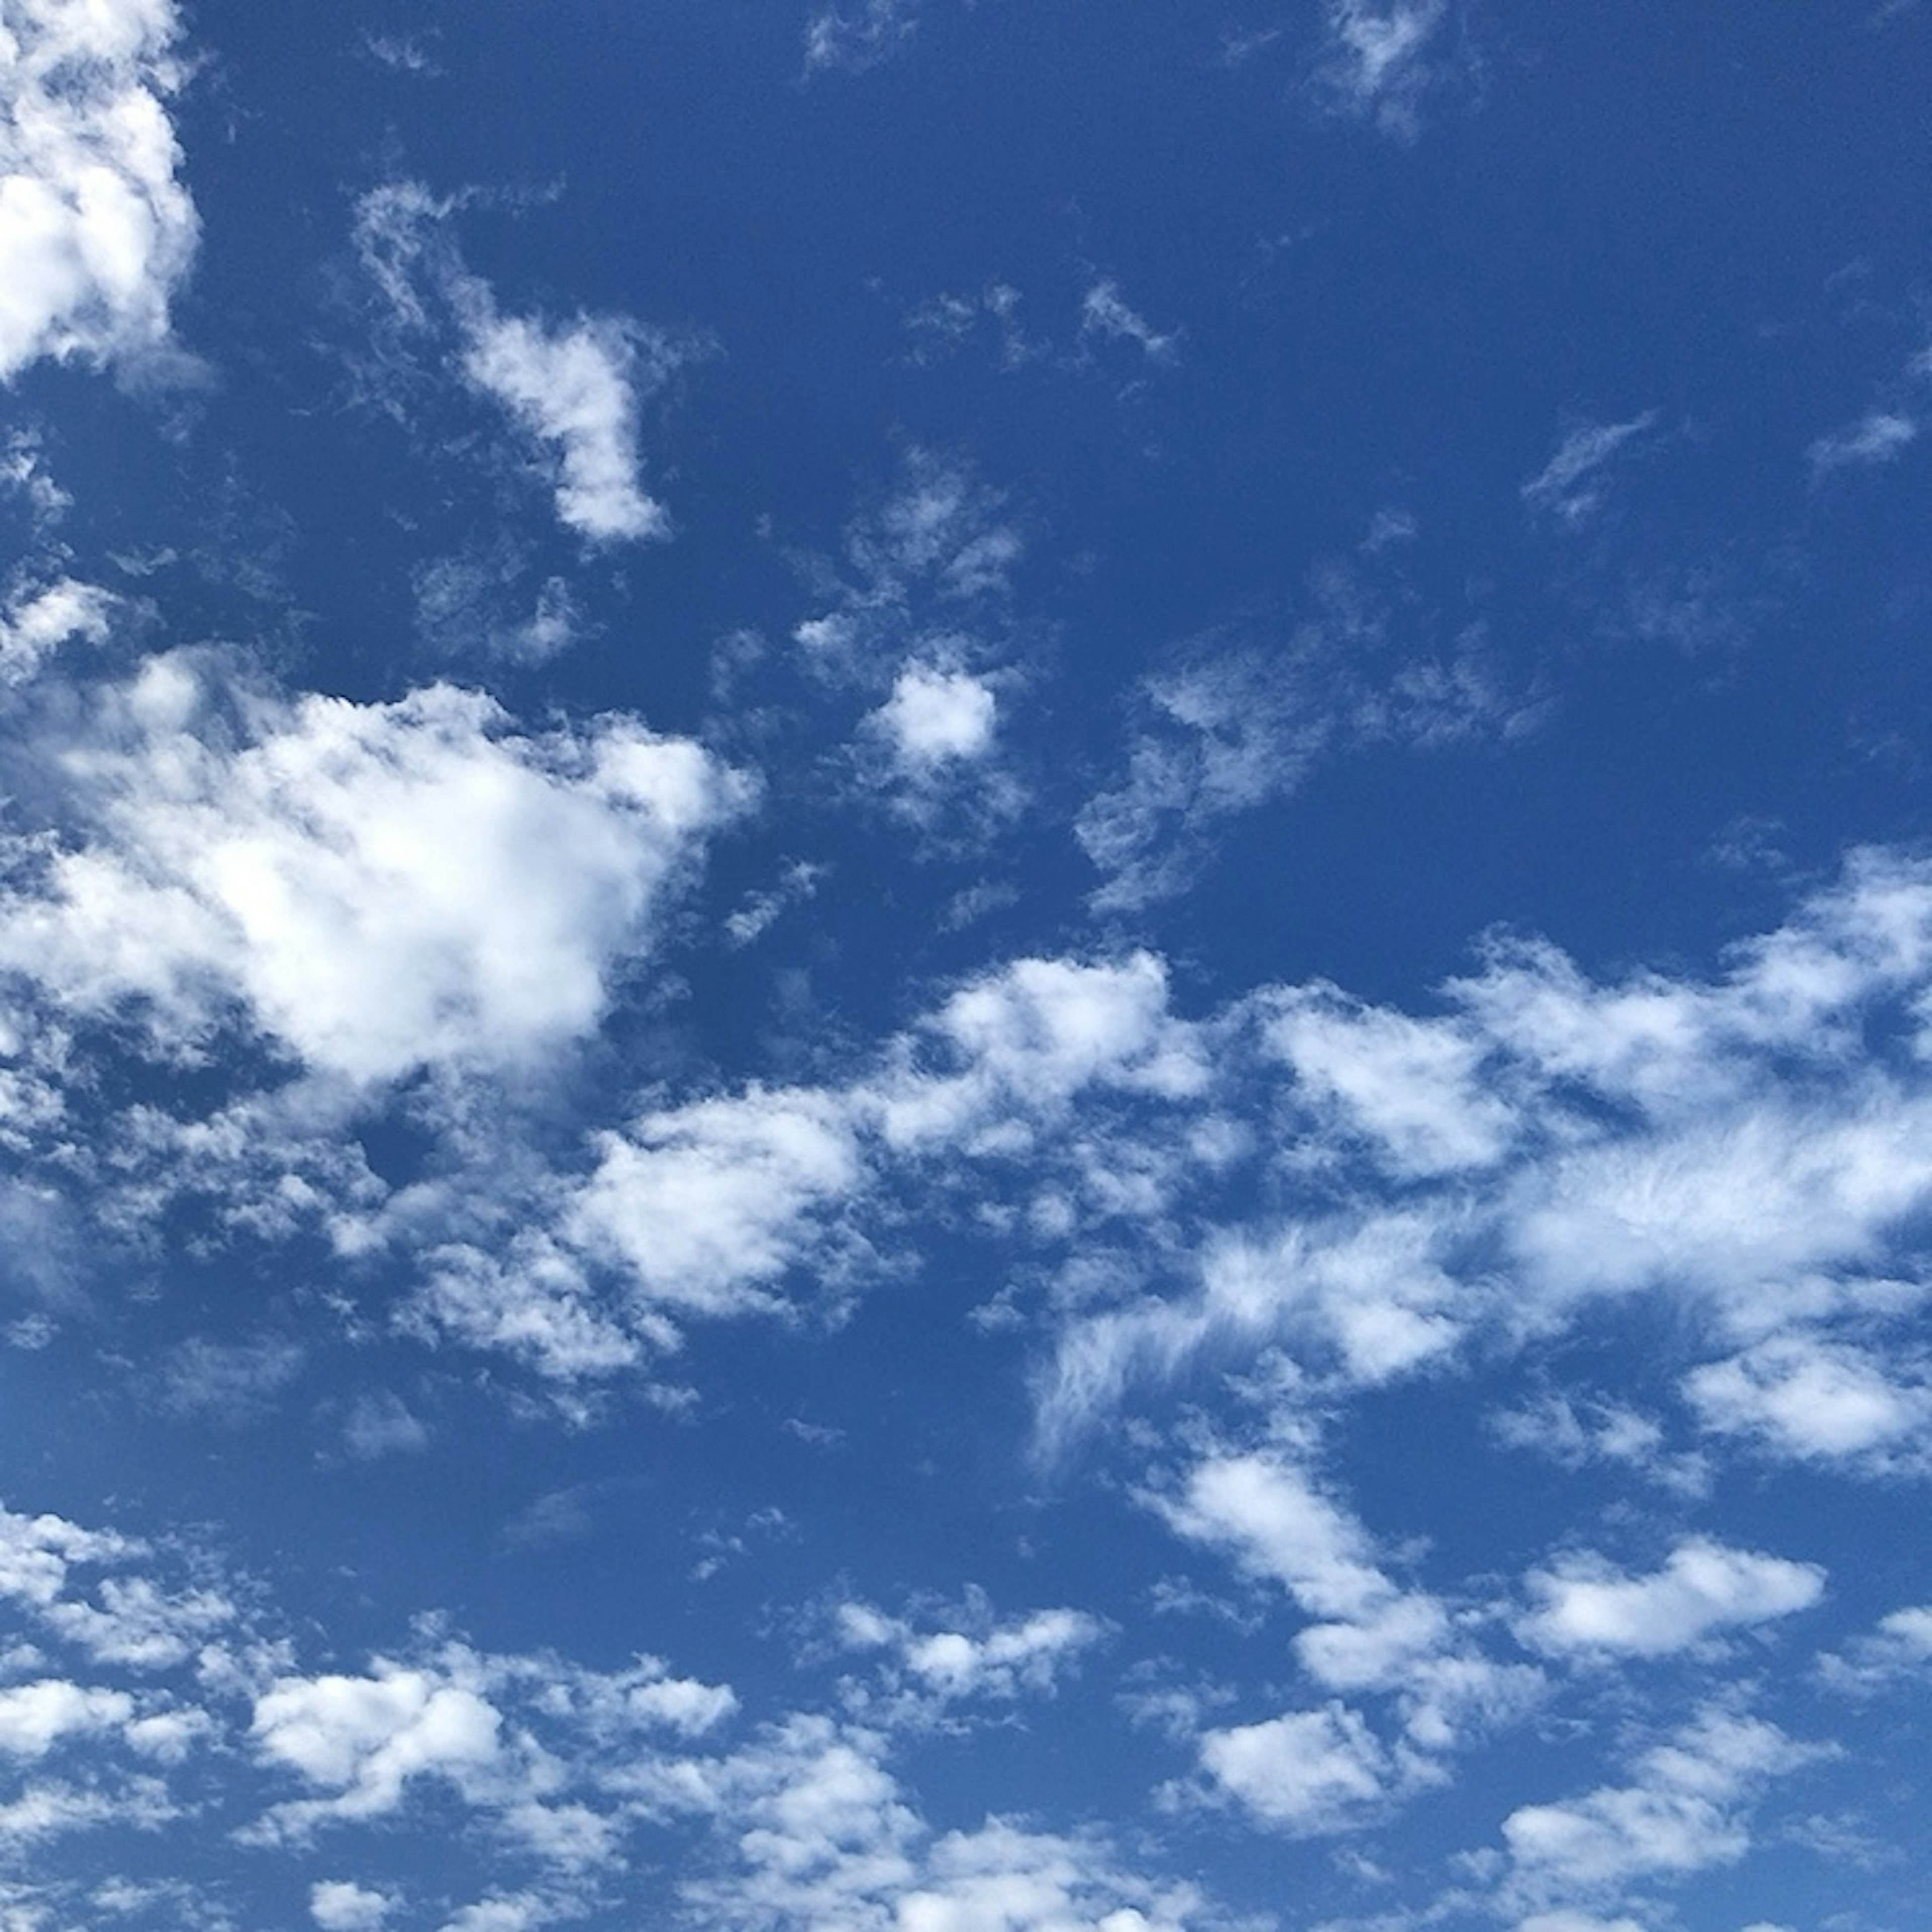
[0,0,198,380]
[0,656,747,1083]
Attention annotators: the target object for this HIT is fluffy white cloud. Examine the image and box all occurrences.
[353,182,683,555]
[0,1679,132,1756]
[1683,1333,1932,1465]
[0,577,116,682]
[870,663,998,772]
[569,1087,868,1320]
[1261,981,1512,1176]
[0,0,198,380]
[310,1881,396,1931]
[1159,1451,1538,1765]
[251,1664,504,1834]
[1197,1703,1388,1833]
[1518,1540,1825,1658]
[0,658,745,1083]
[462,312,670,544]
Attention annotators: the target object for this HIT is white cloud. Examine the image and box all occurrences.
[0,1679,132,1757]
[1521,413,1660,528]
[251,1663,504,1835]
[310,1881,396,1931]
[1260,981,1512,1176]
[1499,1708,1819,1911]
[1159,1451,1537,1762]
[1820,1602,1932,1691]
[1518,1540,1825,1658]
[1197,1703,1388,1833]
[461,312,670,545]
[1041,847,1932,1443]
[835,1595,1105,1711]
[1683,1333,1932,1465]
[353,182,684,555]
[569,1087,869,1320]
[1078,607,1535,910]
[791,449,1024,687]
[0,0,198,381]
[870,663,998,772]
[0,658,746,1084]
[0,577,117,683]
[1160,1454,1390,1621]
[339,1392,429,1462]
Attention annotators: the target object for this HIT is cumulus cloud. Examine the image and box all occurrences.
[0,1679,133,1757]
[0,0,199,381]
[1160,1451,1538,1768]
[251,1664,505,1835]
[423,951,1211,1375]
[1197,1703,1389,1833]
[1518,1540,1826,1658]
[0,656,746,1084]
[869,662,998,773]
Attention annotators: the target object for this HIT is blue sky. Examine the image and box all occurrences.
[0,3,1930,1928]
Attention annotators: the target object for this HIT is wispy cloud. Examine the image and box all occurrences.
[1521,411,1661,528]
[802,0,925,75]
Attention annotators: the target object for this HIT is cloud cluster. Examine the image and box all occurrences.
[0,1495,1223,1930]
[0,0,199,381]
